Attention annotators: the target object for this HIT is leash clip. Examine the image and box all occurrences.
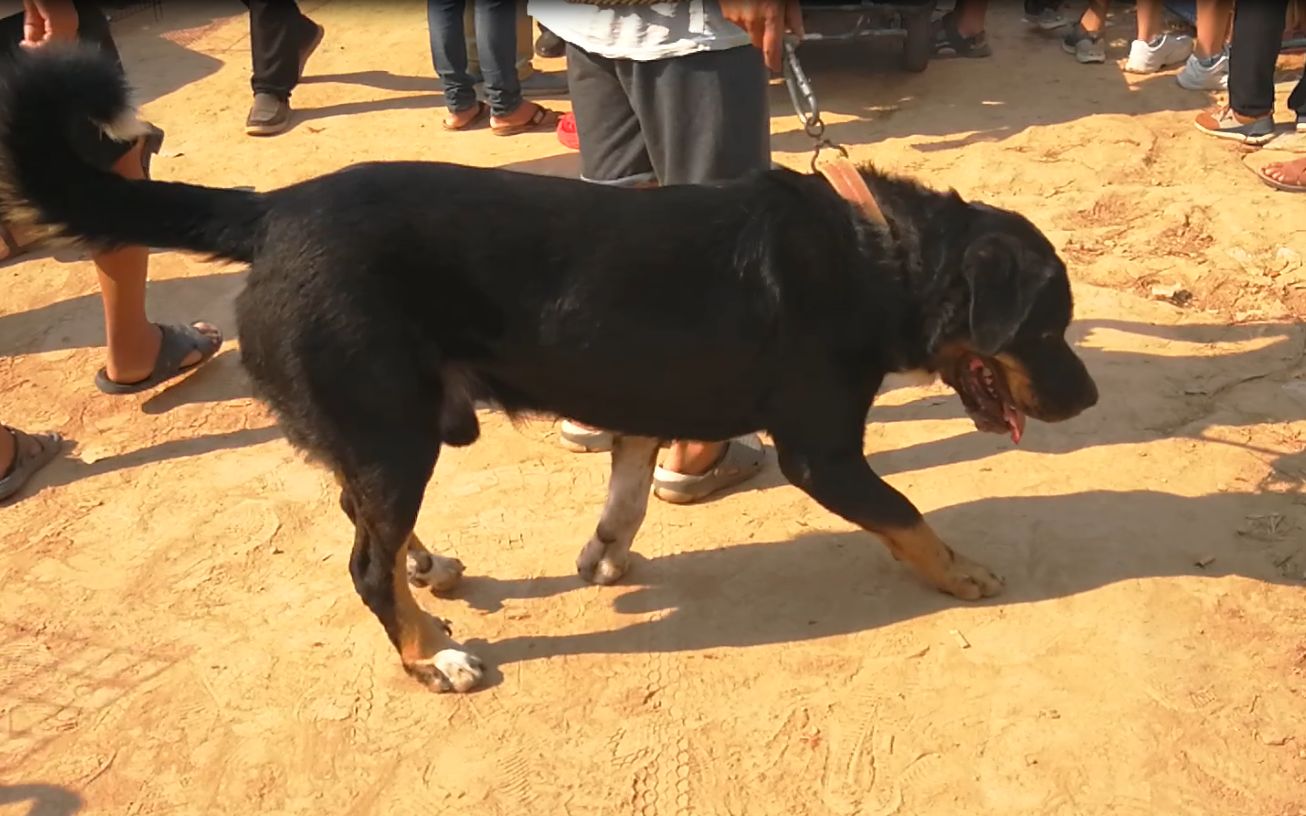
[783,37,851,173]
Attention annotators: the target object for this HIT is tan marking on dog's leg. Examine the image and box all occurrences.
[392,538,483,692]
[880,520,1004,601]
[577,435,660,585]
[405,532,465,592]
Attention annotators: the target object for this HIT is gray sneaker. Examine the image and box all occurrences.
[1062,24,1106,64]
[1024,7,1069,30]
[245,92,291,136]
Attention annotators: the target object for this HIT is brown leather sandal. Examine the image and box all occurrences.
[491,103,559,137]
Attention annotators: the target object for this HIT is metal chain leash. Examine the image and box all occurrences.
[782,37,849,172]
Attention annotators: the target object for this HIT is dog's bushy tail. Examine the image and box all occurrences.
[0,47,265,263]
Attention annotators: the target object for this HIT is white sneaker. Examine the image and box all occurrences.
[1124,33,1193,74]
[1176,51,1229,90]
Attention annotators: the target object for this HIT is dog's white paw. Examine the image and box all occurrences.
[408,552,465,592]
[576,535,628,586]
[408,649,484,693]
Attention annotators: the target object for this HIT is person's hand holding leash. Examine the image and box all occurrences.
[22,0,79,50]
[719,0,804,73]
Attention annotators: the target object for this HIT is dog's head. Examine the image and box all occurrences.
[927,203,1098,443]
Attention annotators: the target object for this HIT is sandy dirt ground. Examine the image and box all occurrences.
[2,2,1306,814]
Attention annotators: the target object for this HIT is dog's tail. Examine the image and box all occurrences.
[0,47,266,263]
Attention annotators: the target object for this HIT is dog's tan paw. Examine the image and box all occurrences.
[408,552,465,593]
[406,649,484,693]
[576,535,629,586]
[934,554,1004,601]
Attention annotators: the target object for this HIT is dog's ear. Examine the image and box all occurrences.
[963,233,1051,356]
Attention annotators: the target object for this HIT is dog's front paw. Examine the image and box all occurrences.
[576,535,629,585]
[407,649,485,693]
[408,551,465,592]
[935,554,1004,601]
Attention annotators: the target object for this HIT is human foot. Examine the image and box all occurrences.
[441,100,488,131]
[97,322,223,394]
[1194,106,1275,145]
[245,93,292,136]
[1062,23,1105,63]
[653,435,765,505]
[933,11,992,58]
[1124,32,1192,74]
[0,426,62,503]
[1256,156,1306,193]
[490,101,559,136]
[559,420,614,453]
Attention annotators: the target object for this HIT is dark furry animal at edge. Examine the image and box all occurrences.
[0,48,1098,693]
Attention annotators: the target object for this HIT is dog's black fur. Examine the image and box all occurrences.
[1,50,1097,692]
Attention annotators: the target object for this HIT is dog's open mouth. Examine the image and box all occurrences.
[946,356,1026,444]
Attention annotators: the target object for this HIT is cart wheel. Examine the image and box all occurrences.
[902,11,933,73]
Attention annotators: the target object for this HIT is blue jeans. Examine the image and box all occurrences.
[427,0,521,117]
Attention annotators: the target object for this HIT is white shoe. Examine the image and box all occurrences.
[1124,33,1193,74]
[1176,51,1229,90]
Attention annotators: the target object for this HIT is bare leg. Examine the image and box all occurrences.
[953,0,989,37]
[94,140,219,384]
[1194,0,1233,58]
[661,440,726,476]
[1080,0,1110,34]
[1134,0,1166,42]
[576,435,659,585]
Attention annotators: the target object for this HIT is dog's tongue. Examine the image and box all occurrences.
[1003,404,1026,445]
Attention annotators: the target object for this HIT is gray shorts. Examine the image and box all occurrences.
[565,43,771,187]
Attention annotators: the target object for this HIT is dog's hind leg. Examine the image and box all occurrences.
[773,431,1004,601]
[576,435,660,585]
[341,438,484,693]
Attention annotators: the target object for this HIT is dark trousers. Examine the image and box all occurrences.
[244,0,318,101]
[566,44,770,187]
[427,0,521,116]
[1230,0,1306,118]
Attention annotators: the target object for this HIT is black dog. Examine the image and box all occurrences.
[0,50,1097,693]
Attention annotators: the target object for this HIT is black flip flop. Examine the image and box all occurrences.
[0,427,62,503]
[933,12,993,59]
[94,322,223,395]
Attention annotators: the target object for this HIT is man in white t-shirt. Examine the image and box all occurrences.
[531,0,801,505]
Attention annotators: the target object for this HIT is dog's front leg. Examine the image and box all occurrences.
[576,435,660,585]
[773,440,1003,600]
